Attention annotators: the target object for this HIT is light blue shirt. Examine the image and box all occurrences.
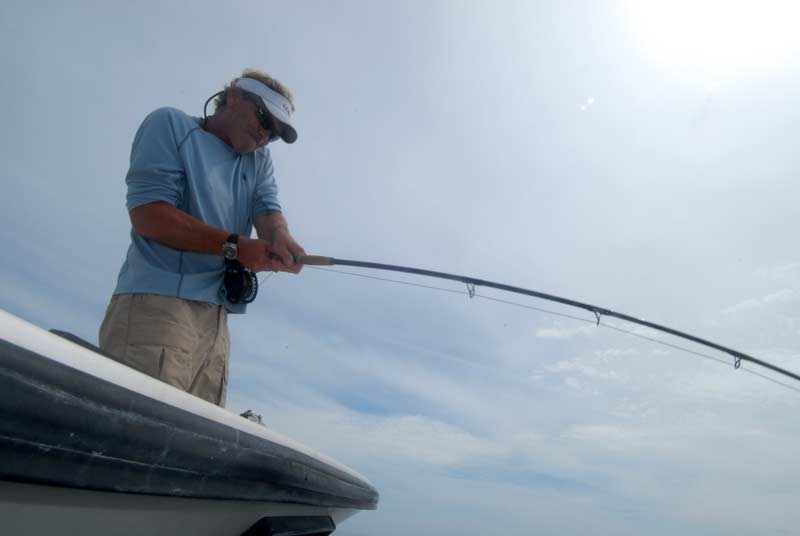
[113,107,282,313]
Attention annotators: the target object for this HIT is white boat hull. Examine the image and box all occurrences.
[1,481,358,536]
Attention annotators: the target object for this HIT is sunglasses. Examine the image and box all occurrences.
[242,93,281,142]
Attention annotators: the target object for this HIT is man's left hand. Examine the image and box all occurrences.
[265,227,306,273]
[255,212,306,273]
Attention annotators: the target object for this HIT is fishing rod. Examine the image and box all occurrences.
[297,255,800,385]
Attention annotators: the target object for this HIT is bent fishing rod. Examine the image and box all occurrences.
[297,255,800,385]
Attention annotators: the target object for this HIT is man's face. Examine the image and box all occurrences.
[224,91,278,154]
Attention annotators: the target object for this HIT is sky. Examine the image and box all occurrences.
[2,1,800,534]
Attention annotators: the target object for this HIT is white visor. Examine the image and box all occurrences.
[234,77,297,144]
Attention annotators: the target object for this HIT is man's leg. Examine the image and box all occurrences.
[99,294,199,391]
[99,293,230,406]
[99,294,136,367]
[187,304,230,407]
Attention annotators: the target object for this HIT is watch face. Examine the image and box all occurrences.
[223,242,238,260]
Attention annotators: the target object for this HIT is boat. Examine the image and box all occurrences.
[0,309,379,535]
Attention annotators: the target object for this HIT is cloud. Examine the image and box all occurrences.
[447,463,593,493]
[535,325,595,340]
[595,348,636,359]
[722,288,795,314]
[755,262,800,281]
[608,399,657,420]
[368,415,502,466]
[547,358,620,380]
[228,393,504,470]
[565,424,654,450]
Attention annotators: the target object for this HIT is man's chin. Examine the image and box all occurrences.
[233,142,256,155]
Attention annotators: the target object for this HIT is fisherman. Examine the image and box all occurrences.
[99,69,305,407]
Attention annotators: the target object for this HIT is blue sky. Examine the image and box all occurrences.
[2,1,800,534]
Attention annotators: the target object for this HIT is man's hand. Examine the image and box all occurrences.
[255,212,306,274]
[264,226,306,273]
[237,236,285,272]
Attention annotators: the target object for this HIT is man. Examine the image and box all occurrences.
[100,69,305,407]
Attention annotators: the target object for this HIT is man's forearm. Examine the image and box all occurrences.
[254,211,288,240]
[130,202,229,255]
[131,202,286,273]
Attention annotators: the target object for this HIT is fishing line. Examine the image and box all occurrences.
[307,265,800,394]
[305,265,719,356]
[306,266,476,297]
[300,258,800,392]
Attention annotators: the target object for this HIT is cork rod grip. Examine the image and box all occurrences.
[296,255,335,266]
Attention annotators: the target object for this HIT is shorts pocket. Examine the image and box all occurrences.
[124,294,198,390]
[155,345,195,391]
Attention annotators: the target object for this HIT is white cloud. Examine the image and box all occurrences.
[535,325,595,340]
[565,376,583,390]
[723,288,795,314]
[755,262,800,281]
[566,424,654,450]
[595,348,636,359]
[547,358,620,381]
[368,415,502,466]
[228,394,505,470]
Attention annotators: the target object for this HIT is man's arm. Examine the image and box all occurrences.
[130,202,280,272]
[254,212,306,273]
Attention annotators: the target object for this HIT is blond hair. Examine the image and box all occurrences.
[215,68,296,111]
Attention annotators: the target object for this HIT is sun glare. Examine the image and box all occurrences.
[624,0,800,78]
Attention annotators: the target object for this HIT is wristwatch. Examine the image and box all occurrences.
[222,234,239,261]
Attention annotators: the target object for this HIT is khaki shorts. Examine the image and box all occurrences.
[99,293,230,407]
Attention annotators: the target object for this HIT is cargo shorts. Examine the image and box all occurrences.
[99,293,230,407]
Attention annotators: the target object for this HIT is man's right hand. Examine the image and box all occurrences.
[237,236,283,272]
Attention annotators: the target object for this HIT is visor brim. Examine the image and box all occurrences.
[278,122,297,144]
